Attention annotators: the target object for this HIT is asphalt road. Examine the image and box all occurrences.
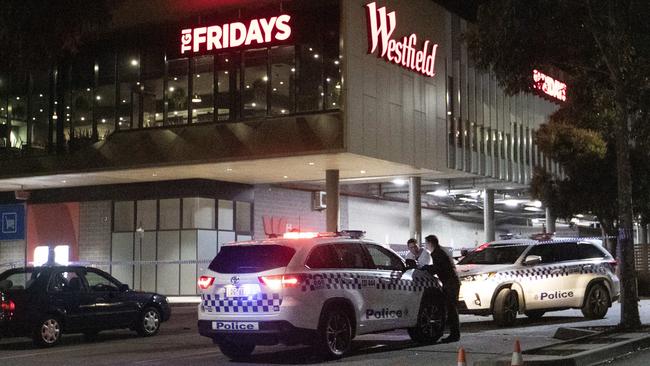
[1,300,649,366]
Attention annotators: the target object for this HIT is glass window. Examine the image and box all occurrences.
[270,46,295,116]
[306,245,341,269]
[242,48,268,118]
[235,201,251,233]
[323,26,341,110]
[365,244,405,271]
[70,56,94,145]
[297,44,323,112]
[9,74,28,149]
[0,268,43,290]
[113,201,134,232]
[182,197,215,229]
[159,199,180,230]
[332,243,370,269]
[208,245,295,273]
[84,270,120,292]
[218,200,233,230]
[458,244,528,265]
[578,244,608,260]
[137,200,157,231]
[96,53,116,140]
[167,59,189,125]
[48,271,83,293]
[216,54,237,121]
[140,49,165,128]
[117,53,140,130]
[30,71,50,150]
[191,55,214,124]
[526,243,579,263]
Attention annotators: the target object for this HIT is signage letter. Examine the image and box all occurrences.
[275,15,292,41]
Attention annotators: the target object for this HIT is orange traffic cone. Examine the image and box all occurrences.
[511,338,523,366]
[457,346,467,366]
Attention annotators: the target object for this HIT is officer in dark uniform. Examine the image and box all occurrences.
[423,234,460,343]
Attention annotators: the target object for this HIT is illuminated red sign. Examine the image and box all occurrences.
[533,70,567,102]
[181,15,292,55]
[365,2,438,78]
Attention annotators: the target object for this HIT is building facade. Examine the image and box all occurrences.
[0,0,559,295]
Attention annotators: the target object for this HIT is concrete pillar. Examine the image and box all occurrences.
[484,189,495,242]
[545,207,556,233]
[640,224,648,244]
[409,177,422,243]
[325,169,340,232]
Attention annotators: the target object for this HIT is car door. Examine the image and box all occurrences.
[82,269,138,328]
[46,269,93,332]
[361,244,416,330]
[522,243,579,309]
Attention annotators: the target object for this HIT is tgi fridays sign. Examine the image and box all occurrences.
[180,15,292,55]
[365,2,438,78]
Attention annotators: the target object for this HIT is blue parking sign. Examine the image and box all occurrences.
[0,204,25,241]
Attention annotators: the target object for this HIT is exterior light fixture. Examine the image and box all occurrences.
[192,94,202,103]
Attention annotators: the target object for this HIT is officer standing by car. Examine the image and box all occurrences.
[423,234,460,343]
[405,238,433,268]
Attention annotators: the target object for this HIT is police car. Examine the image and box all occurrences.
[456,237,620,326]
[197,231,445,360]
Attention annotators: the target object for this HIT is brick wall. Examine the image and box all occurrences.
[78,201,112,269]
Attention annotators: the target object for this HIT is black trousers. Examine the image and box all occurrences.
[443,281,460,336]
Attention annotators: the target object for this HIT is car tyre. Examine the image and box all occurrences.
[581,284,610,319]
[493,288,519,326]
[135,307,161,337]
[408,295,445,344]
[524,310,545,320]
[32,316,62,347]
[316,307,353,359]
[218,340,256,360]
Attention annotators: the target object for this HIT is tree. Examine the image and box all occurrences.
[466,0,650,329]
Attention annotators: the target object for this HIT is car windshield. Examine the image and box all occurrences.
[208,245,296,274]
[0,268,43,291]
[457,244,529,265]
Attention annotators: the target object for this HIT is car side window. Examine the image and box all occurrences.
[527,244,557,264]
[84,271,120,292]
[48,271,84,293]
[364,244,406,271]
[578,244,607,259]
[306,245,341,269]
[332,243,372,269]
[555,243,579,262]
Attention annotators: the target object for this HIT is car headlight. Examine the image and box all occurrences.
[461,272,496,282]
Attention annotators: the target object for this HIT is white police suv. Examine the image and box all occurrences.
[456,237,620,326]
[197,231,445,360]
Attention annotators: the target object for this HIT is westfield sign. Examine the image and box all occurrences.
[181,15,292,55]
[366,2,438,78]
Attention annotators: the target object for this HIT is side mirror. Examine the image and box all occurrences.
[405,259,418,270]
[523,255,542,266]
[119,284,130,292]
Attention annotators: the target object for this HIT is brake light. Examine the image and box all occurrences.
[1,299,15,313]
[197,276,215,290]
[259,275,301,291]
[608,259,618,271]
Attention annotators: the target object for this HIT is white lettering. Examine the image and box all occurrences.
[259,17,277,42]
[275,15,292,41]
[206,25,222,51]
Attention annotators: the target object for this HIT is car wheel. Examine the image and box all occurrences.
[524,310,545,320]
[316,308,353,359]
[218,340,256,360]
[33,316,62,347]
[135,307,161,337]
[582,284,610,319]
[408,297,445,344]
[493,288,519,326]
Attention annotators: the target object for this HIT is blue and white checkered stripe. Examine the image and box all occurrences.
[202,293,282,313]
[300,272,438,292]
[495,263,609,281]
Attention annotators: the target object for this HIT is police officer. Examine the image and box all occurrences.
[405,238,433,268]
[423,234,460,343]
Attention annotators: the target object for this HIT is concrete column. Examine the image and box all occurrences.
[325,169,340,232]
[640,224,648,244]
[484,189,495,242]
[545,207,556,233]
[409,177,422,243]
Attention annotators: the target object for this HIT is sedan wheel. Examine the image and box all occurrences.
[33,317,61,347]
[136,307,161,337]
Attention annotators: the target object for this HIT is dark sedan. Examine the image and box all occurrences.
[0,266,171,347]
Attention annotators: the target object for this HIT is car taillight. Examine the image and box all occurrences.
[1,299,15,313]
[608,259,618,271]
[197,276,215,290]
[259,275,302,291]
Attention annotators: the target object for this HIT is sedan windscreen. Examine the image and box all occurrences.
[208,245,296,273]
[457,244,528,265]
